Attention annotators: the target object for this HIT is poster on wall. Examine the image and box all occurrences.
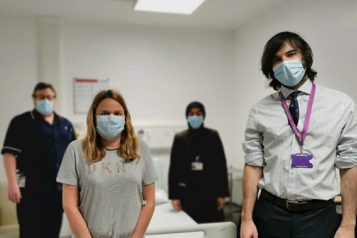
[74,78,109,114]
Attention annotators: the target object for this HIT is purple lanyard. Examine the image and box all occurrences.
[279,84,316,146]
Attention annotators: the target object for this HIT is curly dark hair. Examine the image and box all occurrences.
[261,31,317,91]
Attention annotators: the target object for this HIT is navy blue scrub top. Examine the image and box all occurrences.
[1,109,76,192]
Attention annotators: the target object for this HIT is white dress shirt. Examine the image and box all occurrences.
[243,79,357,201]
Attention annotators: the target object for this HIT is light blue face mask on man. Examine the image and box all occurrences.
[273,59,306,87]
[96,114,125,140]
[36,100,54,115]
[187,116,204,129]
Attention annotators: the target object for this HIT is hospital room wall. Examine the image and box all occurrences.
[0,17,38,180]
[0,18,237,193]
[63,22,236,193]
[234,0,357,170]
[0,0,355,205]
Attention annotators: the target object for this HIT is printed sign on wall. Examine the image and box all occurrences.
[74,78,109,114]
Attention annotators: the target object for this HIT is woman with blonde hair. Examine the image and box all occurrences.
[57,90,157,238]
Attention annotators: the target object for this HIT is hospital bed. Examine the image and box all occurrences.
[147,202,236,238]
[147,221,236,238]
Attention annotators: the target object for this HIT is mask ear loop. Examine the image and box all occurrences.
[300,140,303,155]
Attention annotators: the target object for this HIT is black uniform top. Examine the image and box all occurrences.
[1,109,76,192]
[168,127,230,200]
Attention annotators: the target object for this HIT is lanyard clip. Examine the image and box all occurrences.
[300,143,303,155]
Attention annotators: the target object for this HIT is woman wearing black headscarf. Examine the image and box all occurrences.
[168,101,229,223]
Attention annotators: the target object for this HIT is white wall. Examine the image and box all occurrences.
[234,0,357,168]
[63,21,236,192]
[0,18,236,234]
[0,17,38,180]
[1,0,355,226]
[0,18,236,191]
[2,0,355,204]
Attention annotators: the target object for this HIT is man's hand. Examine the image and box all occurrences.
[8,182,22,203]
[241,219,258,238]
[171,200,182,210]
[217,197,225,211]
[334,226,355,238]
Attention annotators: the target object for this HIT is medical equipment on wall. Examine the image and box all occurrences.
[135,124,186,149]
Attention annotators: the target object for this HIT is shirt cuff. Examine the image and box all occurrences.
[335,155,357,169]
[245,152,264,167]
[56,177,78,186]
[143,176,158,186]
[1,146,22,155]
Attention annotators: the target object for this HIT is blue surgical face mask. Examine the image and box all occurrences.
[273,59,306,87]
[96,115,125,140]
[36,100,54,115]
[187,116,204,129]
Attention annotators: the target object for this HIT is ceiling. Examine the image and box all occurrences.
[0,0,288,30]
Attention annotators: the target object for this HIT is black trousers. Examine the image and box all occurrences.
[17,190,63,238]
[253,196,340,238]
[181,197,225,224]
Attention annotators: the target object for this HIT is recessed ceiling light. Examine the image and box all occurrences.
[134,0,206,15]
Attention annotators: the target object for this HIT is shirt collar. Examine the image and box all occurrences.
[280,79,313,99]
[32,109,61,123]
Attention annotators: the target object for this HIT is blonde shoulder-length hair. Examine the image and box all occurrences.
[82,90,140,162]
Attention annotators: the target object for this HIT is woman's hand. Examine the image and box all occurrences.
[171,200,182,210]
[217,197,225,211]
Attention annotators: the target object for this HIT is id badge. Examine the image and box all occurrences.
[291,153,313,168]
[192,162,203,171]
[18,176,26,188]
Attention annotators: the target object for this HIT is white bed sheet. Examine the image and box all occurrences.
[146,202,203,238]
[58,202,203,238]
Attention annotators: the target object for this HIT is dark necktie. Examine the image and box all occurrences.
[289,91,300,125]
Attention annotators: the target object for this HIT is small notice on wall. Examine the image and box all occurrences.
[74,78,109,114]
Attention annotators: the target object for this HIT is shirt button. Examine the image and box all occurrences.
[291,172,294,174]
[111,209,113,212]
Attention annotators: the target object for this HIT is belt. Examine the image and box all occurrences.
[260,189,333,211]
